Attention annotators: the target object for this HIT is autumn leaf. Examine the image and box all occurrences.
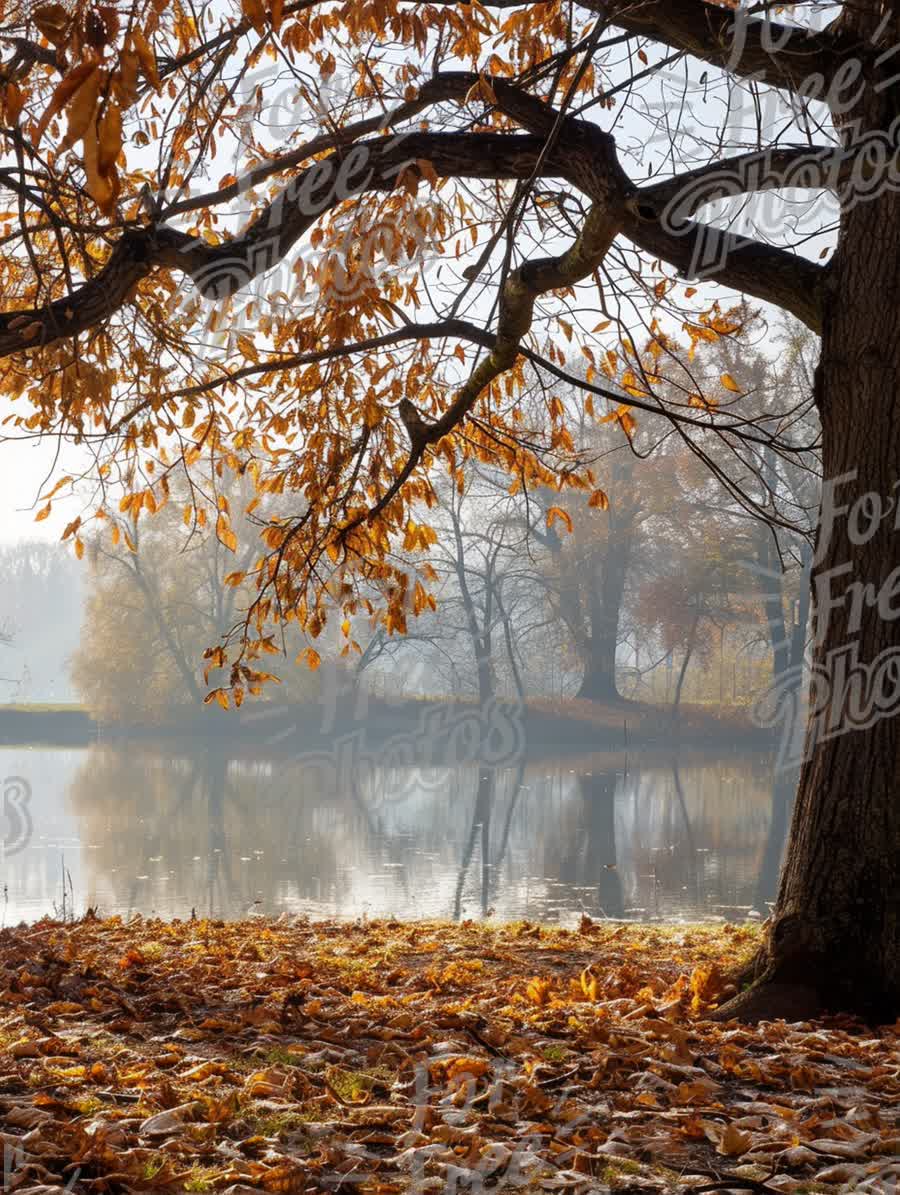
[4,83,24,126]
[216,514,238,552]
[130,30,161,92]
[526,976,553,1005]
[83,114,114,213]
[717,1123,753,1157]
[242,0,268,35]
[61,67,103,151]
[299,646,321,670]
[546,506,573,534]
[97,102,123,175]
[31,2,70,46]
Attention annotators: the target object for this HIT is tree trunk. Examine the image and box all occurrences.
[716,138,900,1022]
[575,635,620,701]
[475,640,494,707]
[670,610,700,720]
[576,532,630,702]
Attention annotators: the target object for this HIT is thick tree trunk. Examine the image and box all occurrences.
[576,533,630,702]
[575,636,620,701]
[716,154,900,1022]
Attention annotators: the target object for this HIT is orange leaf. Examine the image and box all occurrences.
[299,647,321,671]
[37,63,96,145]
[216,514,237,552]
[31,2,70,46]
[61,66,102,150]
[242,0,267,35]
[97,101,123,175]
[82,113,114,213]
[131,30,161,92]
[546,506,573,534]
[5,82,24,125]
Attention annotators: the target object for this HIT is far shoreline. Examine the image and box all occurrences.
[0,694,774,757]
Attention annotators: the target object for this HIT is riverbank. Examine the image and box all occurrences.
[0,702,95,744]
[0,694,771,755]
[0,916,895,1195]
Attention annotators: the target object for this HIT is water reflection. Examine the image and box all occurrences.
[0,742,795,925]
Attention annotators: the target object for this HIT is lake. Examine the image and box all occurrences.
[0,740,795,926]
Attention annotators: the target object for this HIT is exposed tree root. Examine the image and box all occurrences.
[710,976,824,1023]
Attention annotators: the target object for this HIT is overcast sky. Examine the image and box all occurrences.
[0,433,77,543]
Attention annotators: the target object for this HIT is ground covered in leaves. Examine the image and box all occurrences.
[0,917,897,1195]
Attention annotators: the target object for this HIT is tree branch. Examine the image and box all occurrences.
[620,207,825,333]
[433,0,851,96]
[0,74,827,358]
[636,146,851,220]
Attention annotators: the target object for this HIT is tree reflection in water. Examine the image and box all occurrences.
[47,743,799,924]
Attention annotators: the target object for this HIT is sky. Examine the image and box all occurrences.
[0,432,78,543]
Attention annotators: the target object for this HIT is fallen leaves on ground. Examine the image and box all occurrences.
[0,916,897,1195]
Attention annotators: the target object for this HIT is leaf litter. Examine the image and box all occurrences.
[0,915,896,1195]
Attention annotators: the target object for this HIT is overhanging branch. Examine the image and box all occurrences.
[0,73,827,358]
[429,0,850,96]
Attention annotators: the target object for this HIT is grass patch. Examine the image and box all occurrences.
[324,1064,382,1103]
[263,1045,305,1069]
[0,702,88,713]
[141,1156,166,1182]
[182,1166,220,1192]
[246,1110,313,1142]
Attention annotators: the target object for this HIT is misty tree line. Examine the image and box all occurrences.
[354,314,819,712]
[3,316,819,720]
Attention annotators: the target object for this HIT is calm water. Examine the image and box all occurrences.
[0,742,794,926]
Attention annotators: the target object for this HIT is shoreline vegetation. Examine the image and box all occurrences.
[0,916,895,1195]
[0,697,773,754]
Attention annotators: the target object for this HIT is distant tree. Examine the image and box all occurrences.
[72,470,320,721]
[636,537,757,717]
[709,314,820,691]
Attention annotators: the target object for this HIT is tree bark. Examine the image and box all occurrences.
[716,141,900,1023]
[670,610,700,719]
[575,534,630,702]
[575,488,634,702]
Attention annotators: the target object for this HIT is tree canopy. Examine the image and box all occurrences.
[0,0,825,696]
